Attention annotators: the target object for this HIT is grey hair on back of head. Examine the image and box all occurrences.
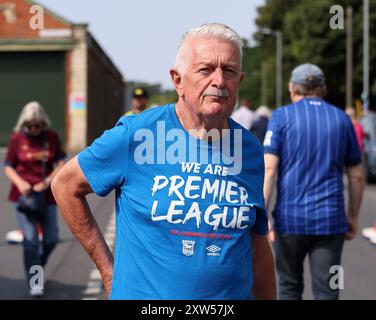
[175,23,243,73]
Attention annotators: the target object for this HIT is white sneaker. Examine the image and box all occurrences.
[5,229,23,244]
[361,226,376,239]
[5,229,43,243]
[369,235,376,245]
[29,287,44,297]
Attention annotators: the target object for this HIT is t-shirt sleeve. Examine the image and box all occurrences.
[344,115,362,167]
[77,118,130,197]
[4,134,18,168]
[263,108,283,156]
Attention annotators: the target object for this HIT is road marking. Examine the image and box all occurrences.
[89,269,101,280]
[81,210,116,300]
[83,285,102,295]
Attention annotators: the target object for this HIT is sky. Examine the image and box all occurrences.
[38,0,265,90]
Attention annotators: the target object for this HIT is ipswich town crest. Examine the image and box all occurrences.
[182,240,195,256]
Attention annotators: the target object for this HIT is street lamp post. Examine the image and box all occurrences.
[260,28,283,108]
[346,6,353,110]
[363,0,369,111]
[275,30,283,108]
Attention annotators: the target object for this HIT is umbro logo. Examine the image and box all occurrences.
[206,245,221,256]
[309,100,322,106]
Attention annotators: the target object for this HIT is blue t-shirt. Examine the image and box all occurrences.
[78,103,268,299]
[263,97,361,235]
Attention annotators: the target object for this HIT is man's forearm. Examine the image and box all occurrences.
[264,154,279,211]
[264,169,276,211]
[4,165,24,187]
[252,234,276,299]
[346,164,364,218]
[51,179,114,293]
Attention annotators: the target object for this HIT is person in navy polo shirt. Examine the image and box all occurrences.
[51,23,276,300]
[263,63,364,300]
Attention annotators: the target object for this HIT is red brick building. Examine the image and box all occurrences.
[0,0,125,151]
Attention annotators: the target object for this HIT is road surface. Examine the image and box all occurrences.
[0,148,375,299]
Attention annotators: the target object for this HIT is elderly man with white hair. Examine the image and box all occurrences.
[52,23,276,300]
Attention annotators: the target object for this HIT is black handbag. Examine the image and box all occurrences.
[17,191,47,219]
[17,138,48,220]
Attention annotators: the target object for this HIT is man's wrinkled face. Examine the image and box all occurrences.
[177,37,244,119]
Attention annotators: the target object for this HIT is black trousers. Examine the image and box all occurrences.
[274,233,345,300]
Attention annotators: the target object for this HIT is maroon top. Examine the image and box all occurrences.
[5,129,66,204]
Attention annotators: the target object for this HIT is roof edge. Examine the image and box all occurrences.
[25,0,74,26]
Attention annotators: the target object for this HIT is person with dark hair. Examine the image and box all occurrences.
[250,105,272,143]
[125,87,149,116]
[4,101,66,297]
[263,63,364,300]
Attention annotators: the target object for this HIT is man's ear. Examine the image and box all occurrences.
[170,68,184,97]
[289,82,298,102]
[240,71,245,83]
[288,82,294,94]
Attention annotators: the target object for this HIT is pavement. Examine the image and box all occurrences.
[302,180,376,299]
[0,148,114,300]
[0,148,375,300]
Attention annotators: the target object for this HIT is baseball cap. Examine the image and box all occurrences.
[132,87,149,99]
[290,63,325,86]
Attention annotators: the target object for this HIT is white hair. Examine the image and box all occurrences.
[255,105,272,119]
[175,23,243,73]
[14,101,51,132]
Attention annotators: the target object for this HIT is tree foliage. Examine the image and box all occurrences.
[241,0,376,110]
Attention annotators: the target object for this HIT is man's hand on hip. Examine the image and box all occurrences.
[345,216,358,240]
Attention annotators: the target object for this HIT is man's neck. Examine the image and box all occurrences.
[131,107,146,114]
[175,101,229,139]
[291,94,320,103]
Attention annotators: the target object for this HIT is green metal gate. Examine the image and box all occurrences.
[0,51,66,146]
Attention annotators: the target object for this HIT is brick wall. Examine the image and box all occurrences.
[67,25,88,153]
[0,0,70,39]
[1,0,125,152]
[87,34,124,145]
